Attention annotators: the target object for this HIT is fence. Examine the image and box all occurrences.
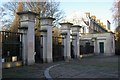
[80,41,94,54]
[52,36,64,61]
[0,31,22,62]
[0,31,95,64]
[35,36,64,62]
[35,35,43,63]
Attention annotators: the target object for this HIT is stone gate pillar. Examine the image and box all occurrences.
[18,28,27,65]
[60,22,73,61]
[71,25,81,59]
[91,37,98,55]
[17,11,38,65]
[0,32,2,80]
[40,17,55,63]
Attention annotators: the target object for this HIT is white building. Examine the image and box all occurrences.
[80,12,115,56]
[80,33,115,56]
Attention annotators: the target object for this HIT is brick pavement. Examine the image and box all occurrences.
[2,62,57,78]
[49,56,119,78]
[2,55,119,79]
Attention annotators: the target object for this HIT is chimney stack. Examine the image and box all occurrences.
[107,20,111,30]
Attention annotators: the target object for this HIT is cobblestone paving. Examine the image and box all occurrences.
[50,56,119,78]
[2,55,119,79]
[2,62,61,78]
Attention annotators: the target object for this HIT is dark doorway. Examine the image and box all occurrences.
[99,42,104,53]
[71,42,74,58]
[52,37,64,62]
[85,42,90,53]
[35,35,43,63]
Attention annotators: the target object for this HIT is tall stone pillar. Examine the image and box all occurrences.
[17,11,38,65]
[40,17,55,63]
[18,28,27,65]
[0,32,2,80]
[92,37,98,55]
[112,34,115,54]
[71,25,81,59]
[60,22,73,61]
[41,32,47,63]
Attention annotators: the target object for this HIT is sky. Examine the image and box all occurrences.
[0,0,116,31]
[59,0,116,32]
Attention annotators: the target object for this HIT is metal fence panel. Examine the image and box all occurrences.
[52,37,64,61]
[1,31,22,62]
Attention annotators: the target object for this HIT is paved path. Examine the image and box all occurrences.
[2,62,57,79]
[2,55,119,79]
[44,64,60,80]
[49,56,119,78]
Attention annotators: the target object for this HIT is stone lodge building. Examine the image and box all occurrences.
[79,12,115,56]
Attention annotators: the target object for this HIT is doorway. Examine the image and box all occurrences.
[71,42,74,58]
[99,42,104,53]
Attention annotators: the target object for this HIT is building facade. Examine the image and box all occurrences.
[80,13,115,56]
[80,33,115,56]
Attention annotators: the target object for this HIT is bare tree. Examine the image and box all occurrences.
[111,0,120,55]
[111,0,120,25]
[10,2,23,32]
[0,0,64,32]
[62,11,82,25]
[0,4,13,30]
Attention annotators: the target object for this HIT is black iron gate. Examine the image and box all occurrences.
[52,36,64,61]
[1,31,22,62]
[35,36,64,62]
[71,42,74,58]
[80,42,94,55]
[35,35,43,63]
